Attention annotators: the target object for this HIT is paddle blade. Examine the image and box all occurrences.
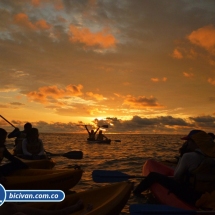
[92,170,131,183]
[101,125,108,128]
[62,151,83,159]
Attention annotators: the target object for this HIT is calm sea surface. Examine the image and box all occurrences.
[6,133,183,214]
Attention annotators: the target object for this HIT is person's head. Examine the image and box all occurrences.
[181,130,215,157]
[99,130,102,134]
[179,139,199,156]
[0,128,7,146]
[27,128,39,142]
[90,130,94,134]
[24,122,32,132]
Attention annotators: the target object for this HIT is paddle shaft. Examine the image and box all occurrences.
[0,115,16,128]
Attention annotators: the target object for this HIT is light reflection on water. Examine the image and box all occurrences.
[6,133,182,214]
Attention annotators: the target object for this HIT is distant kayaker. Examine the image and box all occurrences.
[22,128,46,160]
[133,130,215,205]
[8,122,32,155]
[0,128,28,185]
[85,125,100,141]
[96,130,109,141]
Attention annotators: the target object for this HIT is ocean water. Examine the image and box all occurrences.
[6,133,183,214]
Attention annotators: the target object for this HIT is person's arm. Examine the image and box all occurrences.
[22,139,32,156]
[94,127,100,135]
[174,154,190,182]
[7,128,20,138]
[84,125,90,134]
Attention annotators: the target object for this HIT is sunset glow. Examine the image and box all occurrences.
[0,1,215,134]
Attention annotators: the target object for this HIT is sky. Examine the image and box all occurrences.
[0,0,215,134]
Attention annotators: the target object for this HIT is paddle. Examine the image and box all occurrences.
[92,170,148,183]
[0,115,16,128]
[46,150,83,159]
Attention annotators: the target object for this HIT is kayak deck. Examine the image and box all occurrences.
[17,157,56,169]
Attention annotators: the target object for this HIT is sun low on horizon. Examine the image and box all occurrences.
[0,0,215,134]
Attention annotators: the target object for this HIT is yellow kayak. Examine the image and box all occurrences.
[9,168,69,176]
[17,157,56,169]
[4,168,83,191]
[22,181,133,215]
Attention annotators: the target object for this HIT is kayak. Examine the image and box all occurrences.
[142,159,196,210]
[4,168,83,191]
[9,168,69,176]
[87,139,111,144]
[21,181,134,215]
[17,157,56,169]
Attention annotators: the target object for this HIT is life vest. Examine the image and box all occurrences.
[26,139,42,155]
[14,131,27,155]
[189,155,215,193]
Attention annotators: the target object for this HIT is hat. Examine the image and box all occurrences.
[191,131,215,157]
[181,130,202,140]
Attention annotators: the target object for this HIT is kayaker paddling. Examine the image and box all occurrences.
[133,130,215,205]
[8,122,32,155]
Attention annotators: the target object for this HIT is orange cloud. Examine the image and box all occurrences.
[69,25,116,48]
[208,78,215,86]
[151,77,167,82]
[183,72,194,78]
[172,48,183,59]
[14,13,51,30]
[123,95,163,108]
[27,84,83,103]
[35,20,51,30]
[14,13,36,30]
[187,25,215,54]
[86,92,105,100]
[31,0,41,7]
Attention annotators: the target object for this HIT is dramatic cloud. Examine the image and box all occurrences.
[69,25,116,48]
[123,96,163,108]
[13,13,51,30]
[187,25,215,54]
[86,92,105,100]
[27,85,83,103]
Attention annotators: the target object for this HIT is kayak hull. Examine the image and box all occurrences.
[17,157,56,169]
[4,168,83,191]
[22,181,133,215]
[87,139,111,144]
[142,159,196,210]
